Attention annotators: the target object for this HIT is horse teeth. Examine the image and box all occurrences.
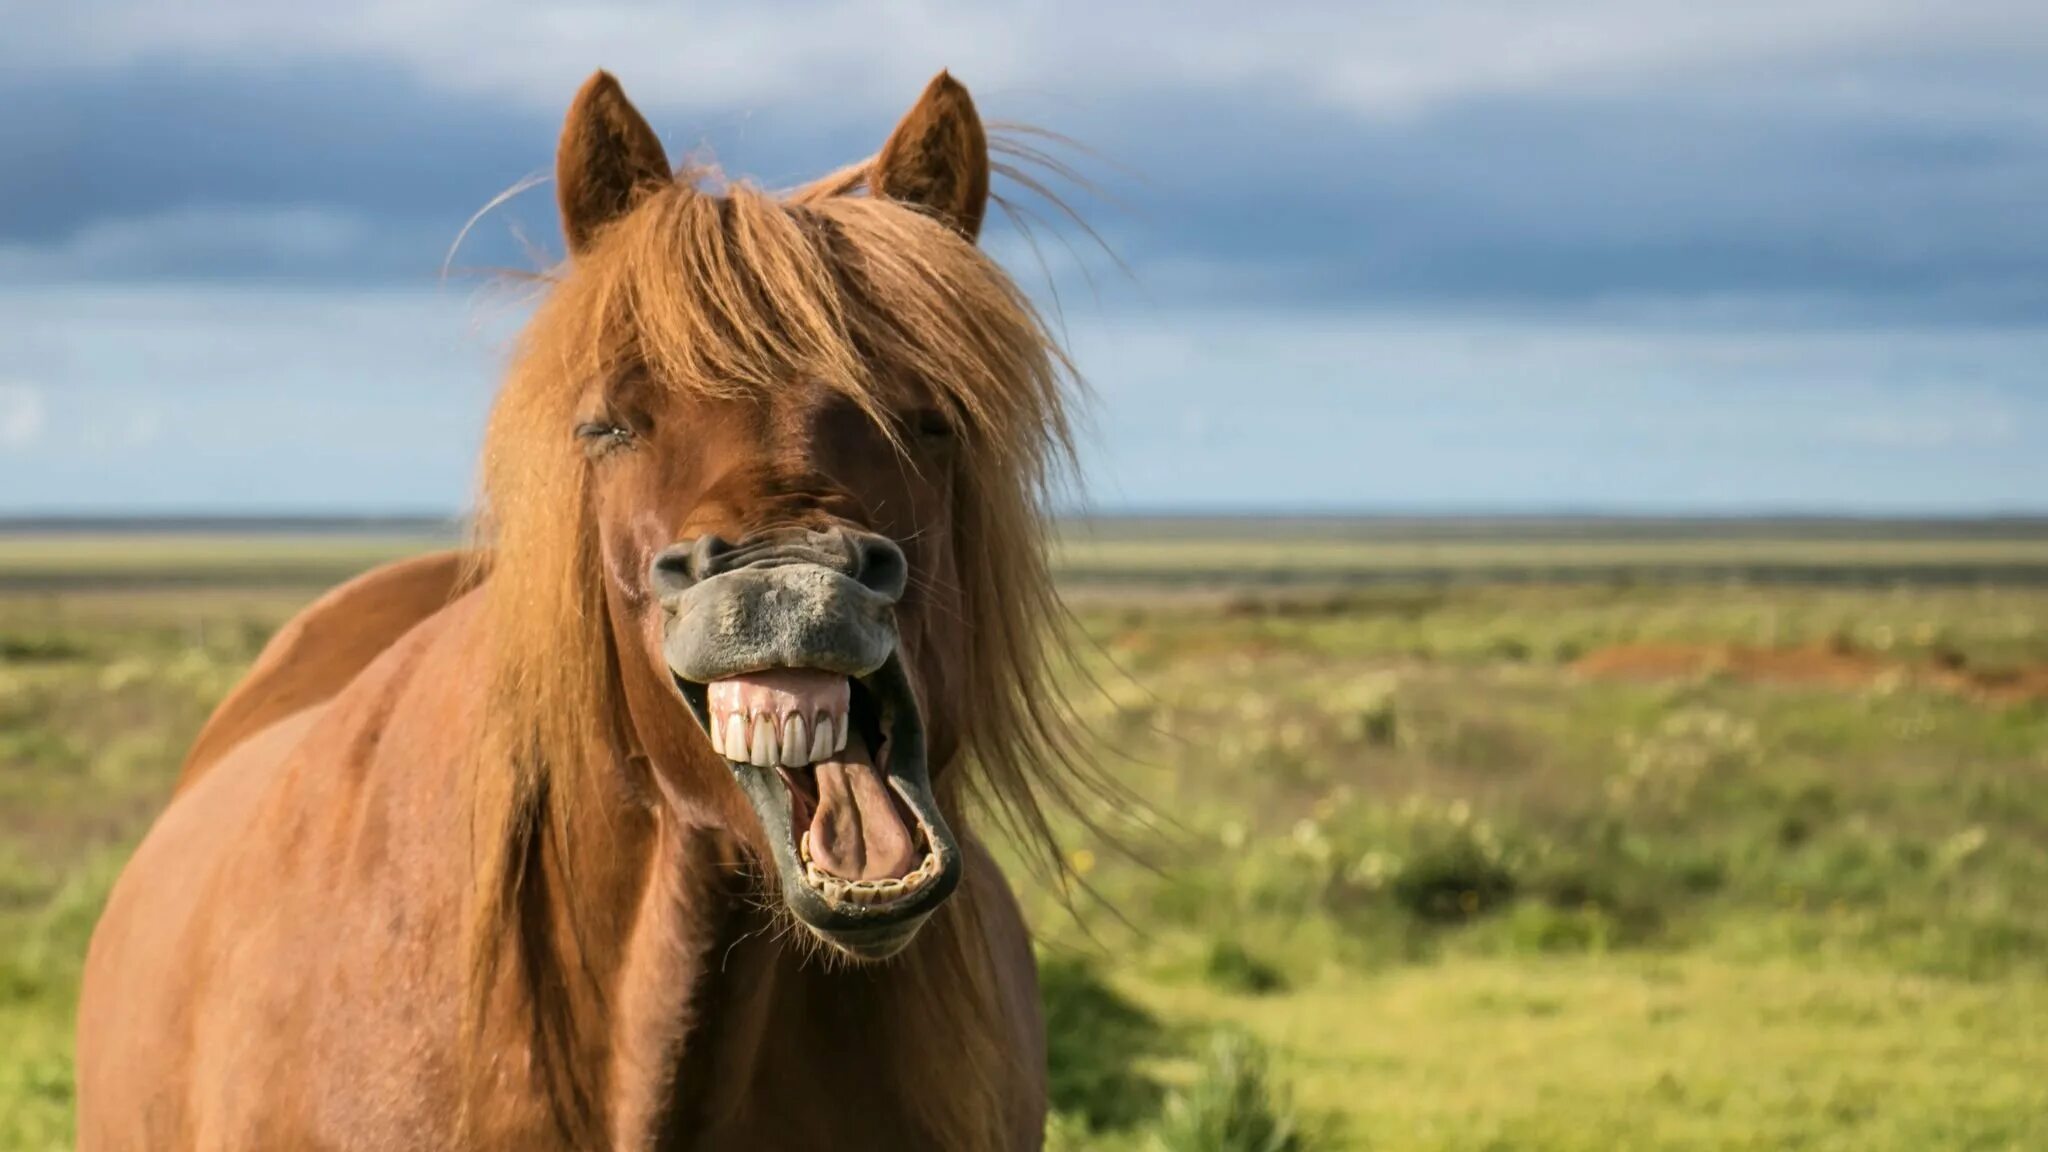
[750,714,778,768]
[834,714,849,753]
[799,861,936,904]
[809,714,834,763]
[781,714,809,767]
[708,711,724,756]
[723,714,747,761]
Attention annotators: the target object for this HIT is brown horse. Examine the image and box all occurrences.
[77,69,1089,1151]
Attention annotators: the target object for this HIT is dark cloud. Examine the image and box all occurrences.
[3,52,2046,322]
[0,59,941,283]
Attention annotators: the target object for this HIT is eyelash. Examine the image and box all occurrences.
[574,420,636,453]
[574,412,947,453]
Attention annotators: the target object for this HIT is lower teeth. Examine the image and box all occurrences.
[794,817,937,905]
[802,855,937,904]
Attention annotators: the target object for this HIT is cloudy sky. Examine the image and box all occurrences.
[4,0,2046,513]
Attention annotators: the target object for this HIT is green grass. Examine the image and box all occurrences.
[0,534,448,589]
[3,536,2046,1149]
[1017,579,2048,1148]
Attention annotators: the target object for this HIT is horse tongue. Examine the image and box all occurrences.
[807,736,919,882]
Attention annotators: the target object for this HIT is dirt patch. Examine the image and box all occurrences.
[1570,641,2048,704]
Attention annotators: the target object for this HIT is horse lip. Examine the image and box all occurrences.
[670,652,962,954]
[660,564,899,685]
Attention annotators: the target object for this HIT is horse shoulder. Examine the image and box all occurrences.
[80,588,488,1150]
[176,550,469,789]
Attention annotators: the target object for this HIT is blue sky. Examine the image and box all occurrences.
[3,0,2045,513]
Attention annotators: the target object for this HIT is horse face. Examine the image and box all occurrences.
[556,72,992,960]
[586,381,969,958]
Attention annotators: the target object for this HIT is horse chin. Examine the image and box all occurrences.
[673,651,963,961]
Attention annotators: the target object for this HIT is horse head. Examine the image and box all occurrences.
[480,70,1074,961]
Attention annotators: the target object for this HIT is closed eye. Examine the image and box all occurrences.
[574,419,636,455]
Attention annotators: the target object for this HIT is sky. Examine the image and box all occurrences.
[3,0,2046,514]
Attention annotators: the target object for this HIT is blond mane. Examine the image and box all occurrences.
[456,148,1098,1144]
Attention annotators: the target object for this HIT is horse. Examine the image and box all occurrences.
[77,69,1090,1151]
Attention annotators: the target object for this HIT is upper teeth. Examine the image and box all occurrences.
[710,705,849,767]
[706,674,853,768]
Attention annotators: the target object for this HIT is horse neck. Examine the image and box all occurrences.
[496,643,1009,1147]
[490,745,735,1146]
[538,788,999,1149]
[597,809,749,1149]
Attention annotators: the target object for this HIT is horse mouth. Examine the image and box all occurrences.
[673,652,959,958]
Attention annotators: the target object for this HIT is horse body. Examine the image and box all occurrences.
[81,577,1047,1149]
[174,549,469,788]
[80,67,1079,1150]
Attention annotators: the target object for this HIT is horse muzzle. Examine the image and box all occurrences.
[652,528,961,961]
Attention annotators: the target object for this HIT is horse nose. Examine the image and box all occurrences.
[649,528,906,603]
[843,533,907,602]
[650,535,737,599]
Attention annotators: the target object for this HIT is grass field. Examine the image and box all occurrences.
[3,523,2045,1149]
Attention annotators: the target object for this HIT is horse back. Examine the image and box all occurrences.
[177,550,469,789]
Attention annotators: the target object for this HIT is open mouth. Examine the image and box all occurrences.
[673,652,959,955]
[708,668,943,906]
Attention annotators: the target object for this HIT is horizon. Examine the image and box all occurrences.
[5,509,2048,529]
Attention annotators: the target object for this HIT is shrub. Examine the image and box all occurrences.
[1314,797,1523,930]
[1201,940,1287,995]
[0,632,87,663]
[1390,831,1516,923]
[1499,901,1616,954]
[1151,1031,1307,1152]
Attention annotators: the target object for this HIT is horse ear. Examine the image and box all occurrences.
[557,71,671,255]
[871,71,991,241]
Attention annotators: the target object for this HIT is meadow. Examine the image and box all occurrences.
[2,521,2045,1150]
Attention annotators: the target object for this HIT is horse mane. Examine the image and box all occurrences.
[456,139,1099,1145]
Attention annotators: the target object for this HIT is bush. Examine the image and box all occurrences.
[1391,834,1516,923]
[1499,901,1616,954]
[1152,1031,1307,1152]
[0,632,87,663]
[1201,940,1287,995]
[1487,634,1533,662]
[1311,797,1523,930]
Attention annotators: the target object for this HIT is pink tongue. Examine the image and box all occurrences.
[808,736,919,882]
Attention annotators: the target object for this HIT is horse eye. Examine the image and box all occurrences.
[912,410,953,439]
[574,420,636,454]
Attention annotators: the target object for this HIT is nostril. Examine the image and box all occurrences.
[649,548,693,600]
[851,535,908,602]
[650,535,736,598]
[689,535,737,581]
[655,531,902,602]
